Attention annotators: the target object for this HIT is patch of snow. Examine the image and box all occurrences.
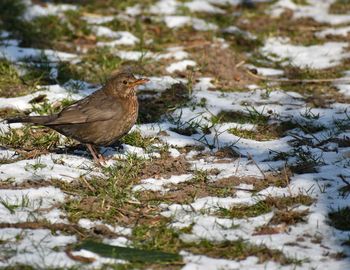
[184,1,225,14]
[222,26,257,39]
[92,26,139,46]
[164,16,218,31]
[115,50,151,61]
[154,47,189,61]
[83,15,116,24]
[245,65,284,76]
[0,84,97,111]
[125,4,142,16]
[0,154,98,184]
[23,0,77,21]
[270,0,350,25]
[150,0,179,14]
[133,174,193,192]
[0,229,76,268]
[315,26,350,38]
[334,71,350,97]
[78,218,132,236]
[0,43,78,63]
[261,37,350,69]
[166,60,196,73]
[0,187,66,223]
[138,76,187,92]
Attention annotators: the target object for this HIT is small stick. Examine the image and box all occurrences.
[79,177,96,193]
[247,153,266,179]
[339,174,350,185]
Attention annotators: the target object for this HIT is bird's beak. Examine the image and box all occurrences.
[129,78,150,88]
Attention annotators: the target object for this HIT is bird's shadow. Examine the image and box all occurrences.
[54,142,124,159]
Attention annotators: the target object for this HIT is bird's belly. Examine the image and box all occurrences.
[79,113,137,145]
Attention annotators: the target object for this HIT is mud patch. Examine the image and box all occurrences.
[190,44,257,91]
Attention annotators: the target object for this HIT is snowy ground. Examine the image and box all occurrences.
[1,0,350,269]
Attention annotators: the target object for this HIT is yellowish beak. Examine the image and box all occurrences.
[129,78,150,87]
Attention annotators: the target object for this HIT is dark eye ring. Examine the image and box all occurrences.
[123,80,128,85]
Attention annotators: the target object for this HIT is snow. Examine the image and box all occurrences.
[0,154,98,184]
[23,0,77,21]
[0,228,77,268]
[1,0,350,269]
[315,26,350,38]
[0,187,67,223]
[222,26,257,40]
[334,71,350,97]
[149,0,179,14]
[92,26,139,47]
[138,76,187,92]
[164,16,218,31]
[82,15,117,24]
[133,174,193,192]
[261,37,350,69]
[115,47,188,61]
[78,218,132,236]
[0,41,78,63]
[184,1,225,14]
[270,0,350,25]
[245,65,284,76]
[0,84,97,111]
[166,60,196,73]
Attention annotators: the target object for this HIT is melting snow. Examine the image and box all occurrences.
[261,37,350,69]
[166,60,196,73]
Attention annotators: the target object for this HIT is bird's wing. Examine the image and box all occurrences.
[46,91,122,125]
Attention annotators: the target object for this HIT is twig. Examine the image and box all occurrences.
[339,175,350,185]
[79,177,96,193]
[247,153,266,179]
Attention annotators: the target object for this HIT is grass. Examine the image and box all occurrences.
[0,0,349,268]
[132,218,300,265]
[228,118,327,141]
[328,207,350,231]
[288,146,324,174]
[0,126,68,151]
[3,8,92,52]
[57,154,148,224]
[186,239,302,265]
[30,98,76,116]
[214,107,270,126]
[120,130,156,149]
[0,0,26,31]
[0,59,34,98]
[269,209,309,225]
[138,83,190,123]
[217,194,314,219]
[329,0,350,14]
[0,195,30,214]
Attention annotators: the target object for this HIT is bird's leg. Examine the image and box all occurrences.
[86,144,106,165]
[97,152,106,165]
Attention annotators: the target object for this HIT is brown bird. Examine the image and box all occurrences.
[6,72,149,165]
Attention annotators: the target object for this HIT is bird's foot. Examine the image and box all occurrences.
[86,144,106,166]
[97,153,106,165]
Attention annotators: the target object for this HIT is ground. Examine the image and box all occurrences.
[0,0,350,269]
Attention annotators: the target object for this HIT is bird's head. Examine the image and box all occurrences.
[104,72,149,98]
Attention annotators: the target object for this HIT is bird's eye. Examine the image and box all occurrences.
[123,80,128,85]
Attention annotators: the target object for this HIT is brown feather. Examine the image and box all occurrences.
[5,72,147,147]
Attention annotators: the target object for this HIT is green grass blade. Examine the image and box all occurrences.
[74,240,182,263]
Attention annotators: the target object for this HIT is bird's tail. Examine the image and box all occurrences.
[6,115,55,125]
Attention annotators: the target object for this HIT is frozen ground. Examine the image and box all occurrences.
[0,0,350,269]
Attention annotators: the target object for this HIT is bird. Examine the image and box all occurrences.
[6,72,149,165]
